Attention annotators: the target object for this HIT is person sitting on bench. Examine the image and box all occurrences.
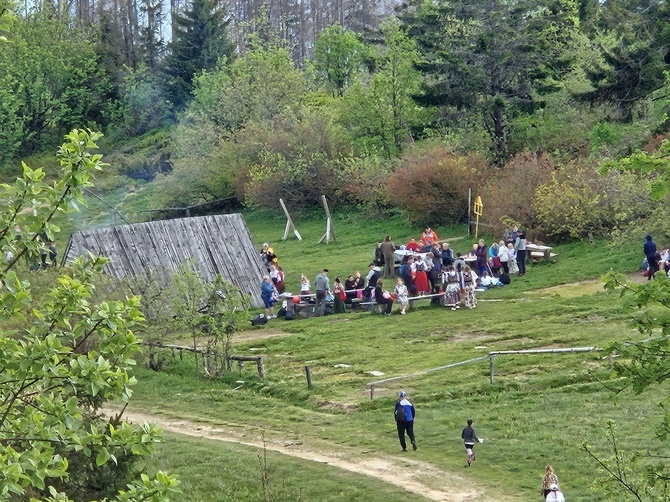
[374,279,394,316]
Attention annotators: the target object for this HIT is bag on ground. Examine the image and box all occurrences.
[250,314,268,326]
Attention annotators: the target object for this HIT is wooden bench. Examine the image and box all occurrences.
[361,293,444,313]
[530,251,559,262]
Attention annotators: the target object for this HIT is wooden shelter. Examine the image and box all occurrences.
[62,214,266,307]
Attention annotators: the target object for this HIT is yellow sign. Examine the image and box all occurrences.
[474,196,483,238]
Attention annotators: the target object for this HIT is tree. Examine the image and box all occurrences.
[339,19,426,157]
[0,14,113,161]
[0,129,179,500]
[399,0,584,161]
[0,0,16,43]
[586,272,670,500]
[311,23,367,97]
[576,0,670,122]
[583,141,670,499]
[162,0,236,108]
[170,263,249,377]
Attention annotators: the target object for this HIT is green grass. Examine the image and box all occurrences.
[115,208,663,501]
[153,433,429,502]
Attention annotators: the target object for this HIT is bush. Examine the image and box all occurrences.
[387,146,488,224]
[533,164,652,242]
[480,151,555,237]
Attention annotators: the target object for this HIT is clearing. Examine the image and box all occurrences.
[115,408,523,502]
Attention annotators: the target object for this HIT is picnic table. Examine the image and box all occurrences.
[526,243,558,262]
[393,249,429,262]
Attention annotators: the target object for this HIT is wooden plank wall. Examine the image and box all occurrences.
[63,214,266,308]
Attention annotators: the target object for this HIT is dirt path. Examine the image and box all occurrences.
[116,408,520,502]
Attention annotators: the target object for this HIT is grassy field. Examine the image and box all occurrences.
[115,208,663,501]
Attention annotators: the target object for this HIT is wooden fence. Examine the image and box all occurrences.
[367,346,603,399]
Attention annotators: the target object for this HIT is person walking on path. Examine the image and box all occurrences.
[540,465,560,499]
[514,230,527,276]
[545,483,565,502]
[461,418,480,466]
[314,269,330,316]
[379,235,396,278]
[644,234,658,280]
[394,391,417,452]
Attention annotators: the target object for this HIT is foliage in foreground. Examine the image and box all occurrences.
[0,130,178,500]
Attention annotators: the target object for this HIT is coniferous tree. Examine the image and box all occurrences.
[162,0,235,108]
[399,0,584,162]
[576,0,670,122]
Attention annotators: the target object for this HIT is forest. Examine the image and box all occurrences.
[2,0,670,241]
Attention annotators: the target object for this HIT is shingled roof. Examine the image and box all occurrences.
[62,214,265,307]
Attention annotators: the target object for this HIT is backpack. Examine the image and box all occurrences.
[395,404,407,422]
[284,310,295,321]
[499,273,511,285]
[250,314,268,326]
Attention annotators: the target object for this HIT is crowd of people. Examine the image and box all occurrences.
[258,226,533,318]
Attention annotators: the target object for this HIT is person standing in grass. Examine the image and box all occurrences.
[260,275,277,319]
[540,465,560,499]
[394,391,417,452]
[461,418,480,466]
[545,483,565,502]
[314,269,330,316]
[644,234,658,280]
[332,276,346,314]
[514,230,527,276]
[379,235,396,278]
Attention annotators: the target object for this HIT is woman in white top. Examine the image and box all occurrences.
[497,240,510,274]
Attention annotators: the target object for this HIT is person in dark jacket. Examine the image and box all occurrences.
[399,256,417,296]
[644,234,658,280]
[475,239,488,275]
[379,235,397,278]
[374,279,394,315]
[461,418,480,466]
[394,391,417,452]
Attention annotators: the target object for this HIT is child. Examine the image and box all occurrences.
[300,274,311,301]
[394,278,409,315]
[461,418,480,467]
[461,266,478,309]
[442,264,461,310]
[507,243,518,275]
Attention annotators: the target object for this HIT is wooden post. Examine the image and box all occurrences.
[238,360,244,373]
[257,357,266,380]
[279,198,302,241]
[317,195,336,244]
[370,384,375,400]
[305,365,312,388]
[467,188,472,236]
[489,354,495,384]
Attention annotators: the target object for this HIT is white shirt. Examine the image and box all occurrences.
[545,490,565,502]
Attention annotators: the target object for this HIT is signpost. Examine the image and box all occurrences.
[474,196,483,239]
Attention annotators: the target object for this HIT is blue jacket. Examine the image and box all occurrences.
[394,399,415,422]
[644,235,657,258]
[261,281,275,299]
